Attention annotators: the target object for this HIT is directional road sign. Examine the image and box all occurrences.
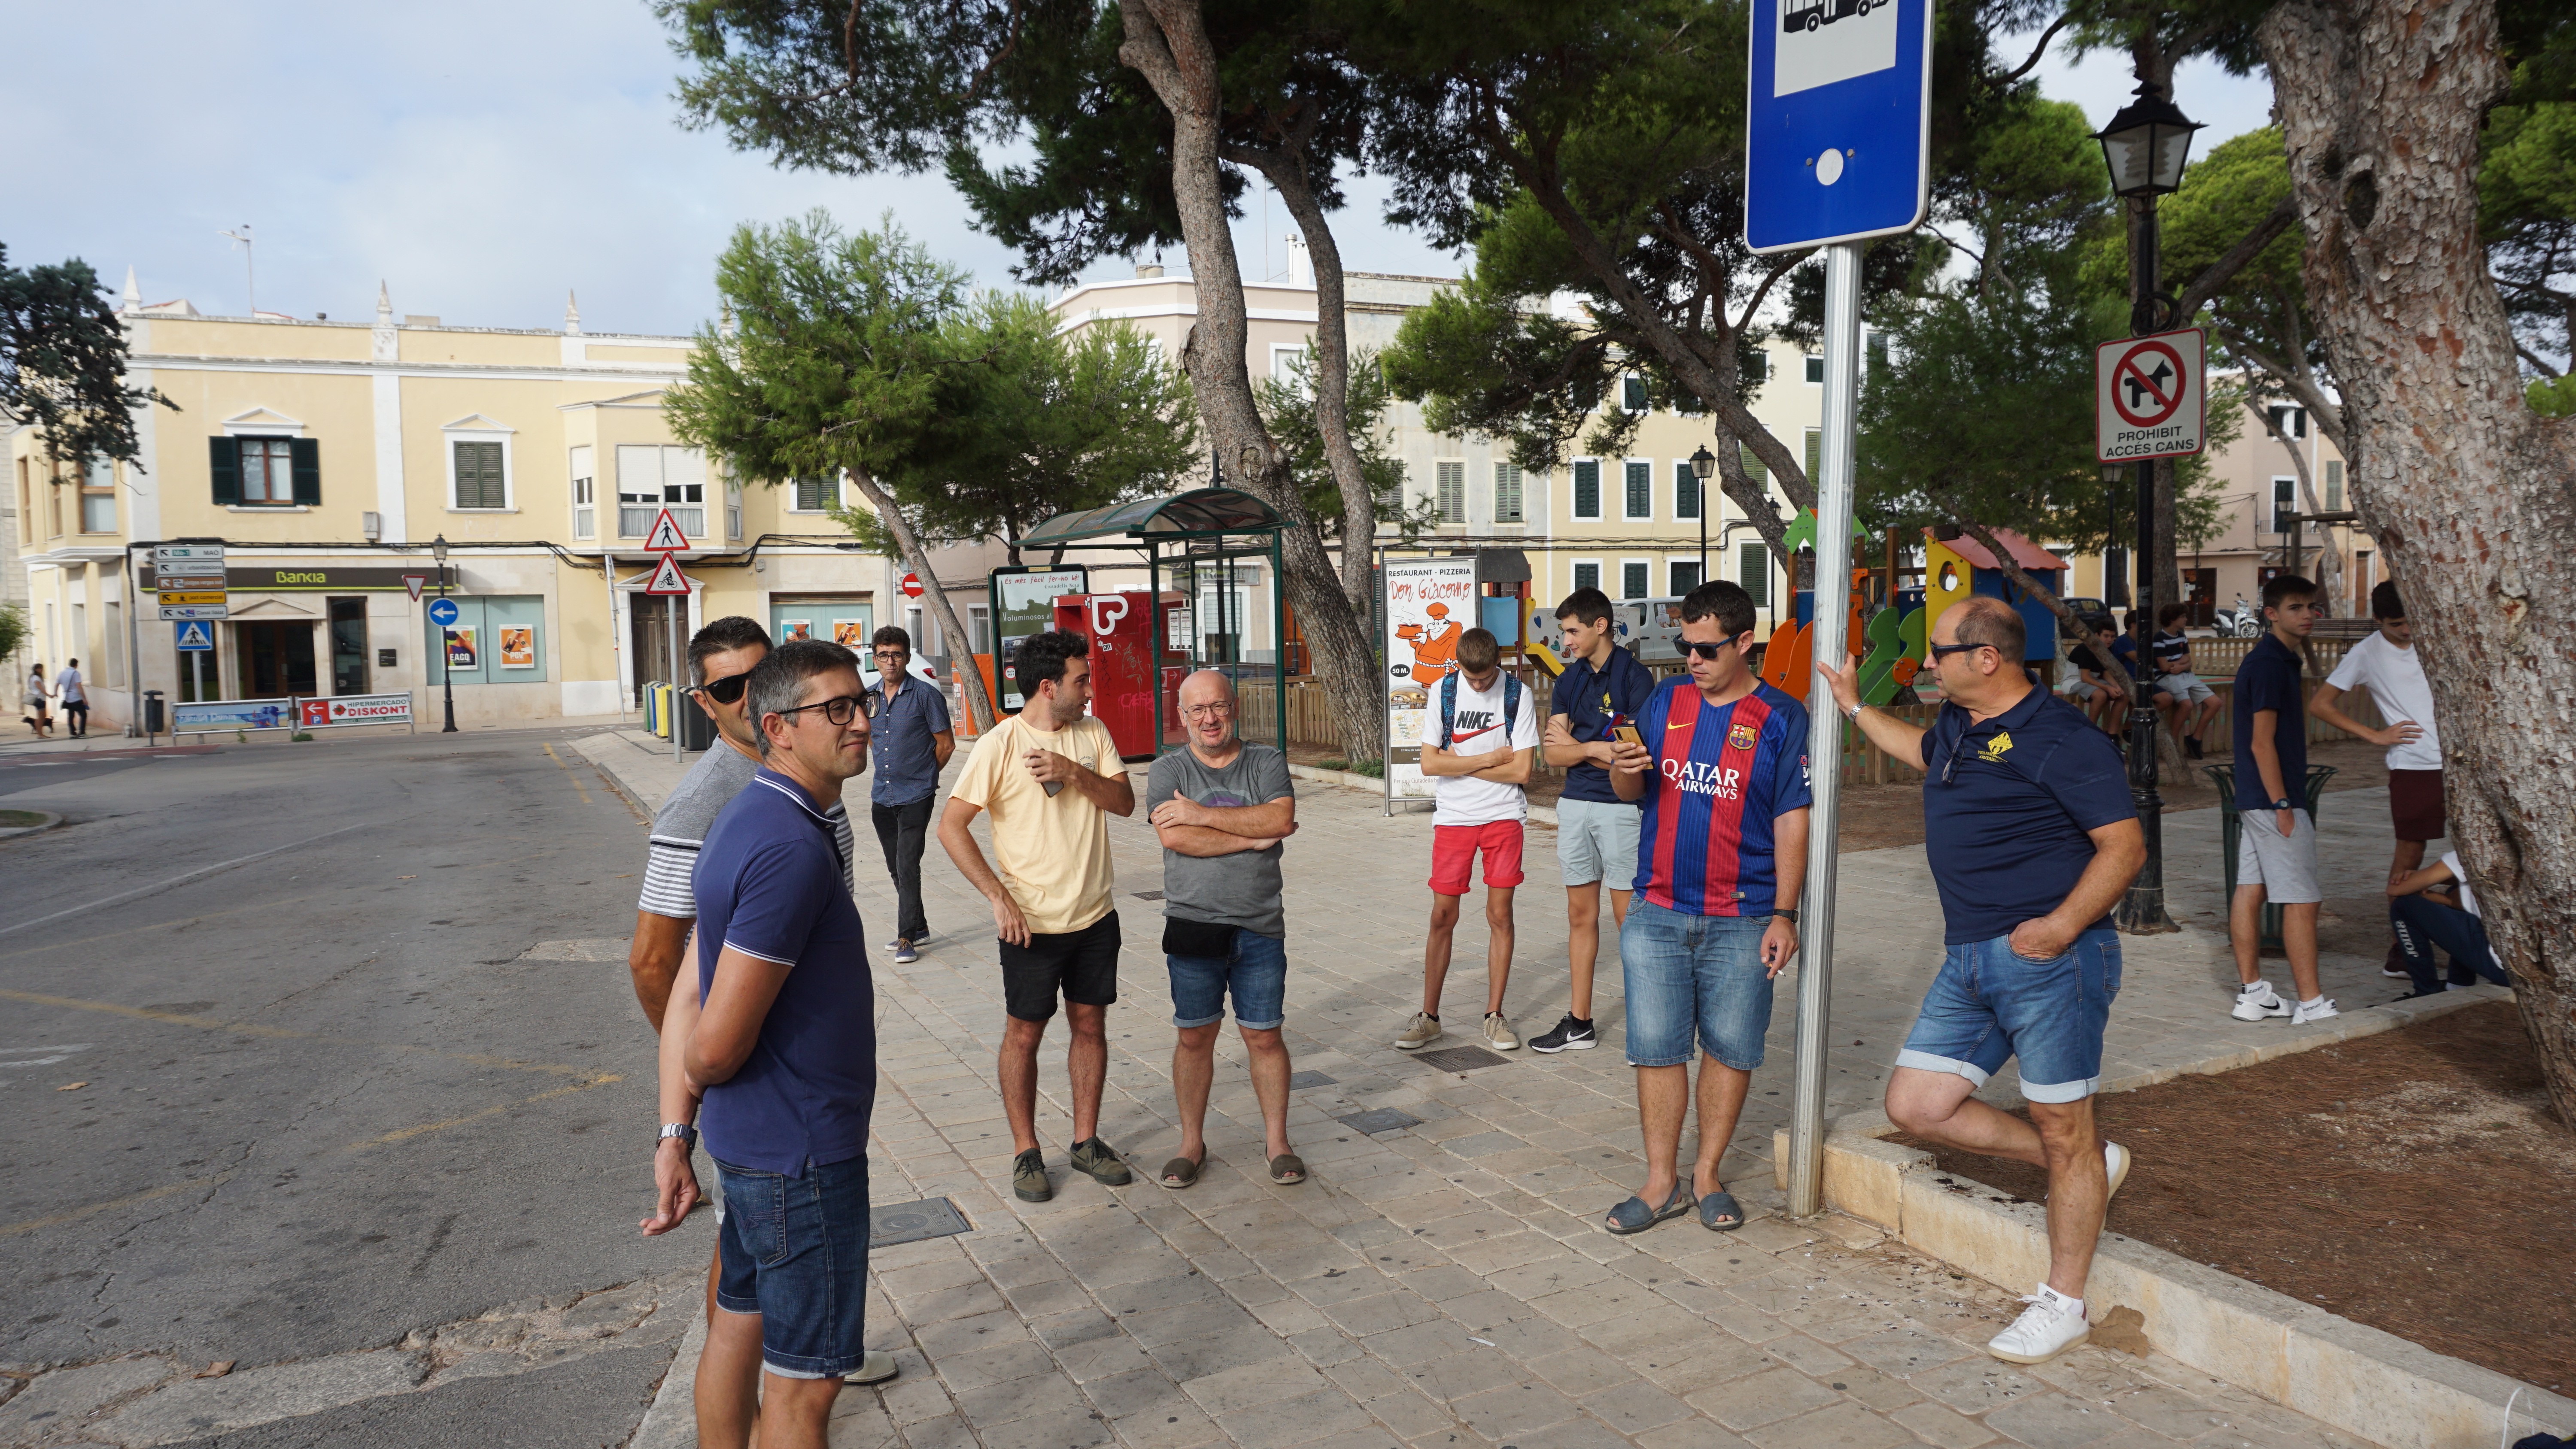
[1744,0,1934,253]
[641,509,692,553]
[154,543,226,570]
[644,553,693,596]
[427,597,462,628]
[2096,328,2206,462]
[174,621,215,652]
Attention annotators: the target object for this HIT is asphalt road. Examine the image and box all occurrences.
[0,728,699,1446]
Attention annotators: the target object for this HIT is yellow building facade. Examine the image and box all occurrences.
[9,286,916,733]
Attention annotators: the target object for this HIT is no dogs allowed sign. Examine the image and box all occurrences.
[2096,328,2206,462]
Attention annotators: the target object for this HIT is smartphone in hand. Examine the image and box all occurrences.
[1611,723,1643,747]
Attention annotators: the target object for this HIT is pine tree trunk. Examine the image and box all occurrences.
[1119,0,1383,764]
[843,464,999,731]
[2263,0,2576,1125]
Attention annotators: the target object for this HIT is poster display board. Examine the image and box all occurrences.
[173,697,295,733]
[988,566,1089,712]
[298,693,414,728]
[1381,557,1479,805]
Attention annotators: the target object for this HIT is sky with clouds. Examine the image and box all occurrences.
[2,1,2275,339]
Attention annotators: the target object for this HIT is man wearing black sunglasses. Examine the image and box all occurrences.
[1820,596,2143,1367]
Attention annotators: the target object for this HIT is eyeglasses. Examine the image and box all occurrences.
[871,649,909,663]
[1181,701,1235,721]
[774,694,866,726]
[1929,641,1992,662]
[694,670,753,705]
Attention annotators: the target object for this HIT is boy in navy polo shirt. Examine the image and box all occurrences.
[1535,587,1657,1054]
[2227,574,2336,1024]
[1602,581,1809,1236]
[1822,597,2144,1367]
[680,640,878,1448]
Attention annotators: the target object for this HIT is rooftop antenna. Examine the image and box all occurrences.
[218,224,254,315]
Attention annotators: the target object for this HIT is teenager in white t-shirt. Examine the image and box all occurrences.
[2311,582,2443,978]
[1396,627,1540,1055]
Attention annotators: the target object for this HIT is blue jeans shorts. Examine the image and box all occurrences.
[1166,928,1288,1031]
[714,1154,870,1379]
[1896,928,2122,1103]
[1619,902,1775,1070]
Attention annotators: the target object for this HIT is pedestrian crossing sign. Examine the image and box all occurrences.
[174,621,214,652]
[641,509,692,553]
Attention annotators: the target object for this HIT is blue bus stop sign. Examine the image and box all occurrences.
[1744,0,1934,254]
[427,597,461,628]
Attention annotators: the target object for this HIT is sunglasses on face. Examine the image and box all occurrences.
[775,694,867,726]
[694,670,753,705]
[1682,635,1751,660]
[1929,641,1991,661]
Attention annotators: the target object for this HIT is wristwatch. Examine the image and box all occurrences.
[1772,908,1800,924]
[658,1122,698,1149]
[2272,798,2295,811]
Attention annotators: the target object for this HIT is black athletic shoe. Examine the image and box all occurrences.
[1529,1014,1598,1054]
[2184,736,2204,759]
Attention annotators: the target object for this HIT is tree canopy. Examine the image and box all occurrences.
[0,245,174,470]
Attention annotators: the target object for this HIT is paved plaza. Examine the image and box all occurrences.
[581,729,2407,1449]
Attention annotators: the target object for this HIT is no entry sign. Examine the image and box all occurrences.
[900,572,925,598]
[2096,328,2206,462]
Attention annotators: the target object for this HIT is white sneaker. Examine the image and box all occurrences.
[2231,983,2290,1022]
[1482,1011,1519,1051]
[843,1349,898,1385]
[2291,997,2341,1024]
[1394,1012,1443,1050]
[1986,1287,2089,1364]
[2103,1141,2131,1201]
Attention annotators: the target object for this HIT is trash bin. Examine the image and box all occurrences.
[677,687,717,752]
[2205,763,2338,952]
[144,690,166,738]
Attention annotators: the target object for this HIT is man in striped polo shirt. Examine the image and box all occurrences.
[1600,581,1811,1236]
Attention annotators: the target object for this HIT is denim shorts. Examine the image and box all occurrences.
[1555,796,1642,889]
[1896,928,2122,1103]
[1167,928,1287,1031]
[714,1154,870,1379]
[1619,901,1776,1070]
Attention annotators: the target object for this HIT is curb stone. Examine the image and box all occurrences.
[0,809,64,838]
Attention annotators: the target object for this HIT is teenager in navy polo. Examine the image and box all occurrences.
[680,640,878,1445]
[1823,597,2143,1368]
[1601,581,1809,1238]
[1534,586,1659,1055]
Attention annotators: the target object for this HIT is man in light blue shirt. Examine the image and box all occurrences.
[865,627,952,963]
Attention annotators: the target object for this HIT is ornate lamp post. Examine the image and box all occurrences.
[433,533,458,734]
[1689,445,1718,588]
[2092,85,2202,933]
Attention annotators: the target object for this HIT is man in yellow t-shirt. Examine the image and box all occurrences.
[939,630,1137,1204]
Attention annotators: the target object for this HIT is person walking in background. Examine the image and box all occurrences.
[55,659,87,738]
[939,629,1136,1203]
[1397,627,1539,1055]
[1534,587,1655,1056]
[632,617,893,1389]
[2309,582,2442,983]
[865,627,954,965]
[1822,596,2144,1364]
[1146,670,1303,1189]
[677,640,880,1449]
[1599,582,1809,1235]
[2227,575,2337,1025]
[2386,852,2512,996]
[23,663,53,738]
[2148,603,2220,758]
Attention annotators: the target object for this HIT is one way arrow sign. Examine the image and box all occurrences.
[2096,328,2205,463]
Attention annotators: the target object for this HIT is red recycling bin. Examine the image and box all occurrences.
[1052,591,1170,758]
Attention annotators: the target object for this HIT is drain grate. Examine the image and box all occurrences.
[870,1197,971,1247]
[1409,1045,1511,1073]
[1287,1070,1338,1090]
[1335,1107,1424,1135]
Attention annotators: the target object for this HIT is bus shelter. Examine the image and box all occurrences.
[1018,488,1290,757]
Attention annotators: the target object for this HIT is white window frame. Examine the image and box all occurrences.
[1804,354,1825,385]
[1570,558,1603,596]
[1671,458,1700,521]
[1618,557,1652,601]
[2270,475,2299,534]
[1620,457,1654,523]
[1491,460,1525,524]
[1570,457,1602,521]
[787,475,840,514]
[569,445,596,540]
[617,445,707,539]
[1619,373,1648,414]
[1270,343,1312,398]
[727,480,744,540]
[441,415,517,513]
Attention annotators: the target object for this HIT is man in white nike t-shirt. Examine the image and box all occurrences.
[1397,627,1540,1055]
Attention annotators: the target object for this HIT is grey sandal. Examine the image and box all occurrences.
[1604,1182,1694,1235]
[1268,1153,1306,1185]
[1698,1190,1745,1231]
[1159,1154,1204,1189]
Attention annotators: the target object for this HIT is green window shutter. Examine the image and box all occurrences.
[1740,444,1768,485]
[290,438,321,504]
[1740,543,1770,607]
[1803,430,1821,483]
[1675,461,1698,519]
[456,442,504,508]
[210,437,240,505]
[1573,460,1600,517]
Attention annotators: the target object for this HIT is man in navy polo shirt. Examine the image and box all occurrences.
[1822,596,2144,1367]
[682,639,877,1449]
[1535,586,1658,1054]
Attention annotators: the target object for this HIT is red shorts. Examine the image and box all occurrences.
[2388,768,2445,842]
[1430,822,1525,895]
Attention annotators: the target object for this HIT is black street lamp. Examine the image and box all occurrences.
[433,533,458,734]
[2092,83,2202,934]
[1689,445,1718,589]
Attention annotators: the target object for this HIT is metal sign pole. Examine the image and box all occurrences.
[668,592,683,763]
[1786,240,1865,1219]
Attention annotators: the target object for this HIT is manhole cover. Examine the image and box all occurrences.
[1335,1107,1422,1135]
[871,1197,971,1247]
[1410,1045,1510,1073]
[1130,890,1165,900]
[1287,1070,1337,1090]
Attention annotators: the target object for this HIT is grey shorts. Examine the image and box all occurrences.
[2157,672,2215,703]
[2235,807,2321,904]
[2063,680,2102,702]
[1555,796,1642,890]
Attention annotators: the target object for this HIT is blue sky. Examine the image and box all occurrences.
[0,1,2275,338]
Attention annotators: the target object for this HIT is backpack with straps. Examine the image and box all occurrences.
[1438,670,1522,750]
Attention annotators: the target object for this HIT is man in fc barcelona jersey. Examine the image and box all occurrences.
[1601,581,1810,1236]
